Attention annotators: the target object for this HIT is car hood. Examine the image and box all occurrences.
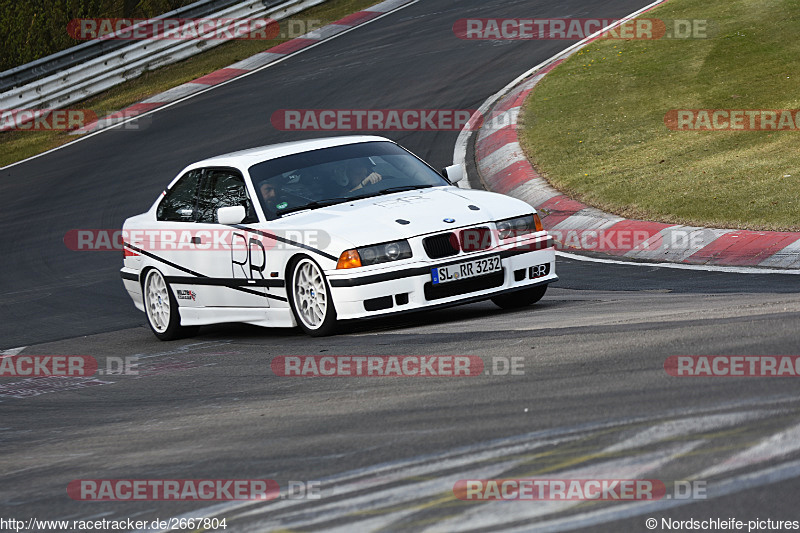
[266,186,535,249]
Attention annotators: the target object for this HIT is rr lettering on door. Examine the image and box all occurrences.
[231,232,266,279]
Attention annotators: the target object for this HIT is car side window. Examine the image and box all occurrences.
[156,170,202,222]
[196,169,259,224]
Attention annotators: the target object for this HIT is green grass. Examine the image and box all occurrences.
[0,0,198,72]
[519,0,800,231]
[0,0,382,168]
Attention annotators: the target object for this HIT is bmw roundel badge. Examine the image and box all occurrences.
[444,218,455,223]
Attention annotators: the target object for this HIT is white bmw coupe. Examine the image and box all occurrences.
[120,136,557,339]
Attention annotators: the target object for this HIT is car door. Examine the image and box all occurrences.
[151,168,204,309]
[192,168,272,308]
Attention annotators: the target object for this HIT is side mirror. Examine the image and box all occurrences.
[442,164,466,184]
[217,205,246,225]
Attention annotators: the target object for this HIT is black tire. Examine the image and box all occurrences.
[142,269,198,340]
[491,284,548,310]
[287,256,338,337]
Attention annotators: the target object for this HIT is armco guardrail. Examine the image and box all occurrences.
[0,0,327,112]
[0,0,245,93]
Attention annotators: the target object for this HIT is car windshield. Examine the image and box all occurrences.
[248,141,450,220]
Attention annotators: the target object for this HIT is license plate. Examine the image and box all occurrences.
[431,255,501,285]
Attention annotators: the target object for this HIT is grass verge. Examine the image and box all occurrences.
[519,0,800,231]
[0,0,383,168]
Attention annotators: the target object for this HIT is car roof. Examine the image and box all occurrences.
[188,135,393,171]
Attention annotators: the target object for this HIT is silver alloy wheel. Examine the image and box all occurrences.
[292,258,328,329]
[144,270,170,333]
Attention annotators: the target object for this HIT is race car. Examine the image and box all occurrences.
[120,136,557,339]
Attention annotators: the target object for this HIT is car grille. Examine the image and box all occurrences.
[459,227,492,252]
[424,270,505,300]
[423,232,460,259]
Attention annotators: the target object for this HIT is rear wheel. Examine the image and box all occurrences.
[491,284,548,310]
[143,269,197,340]
[288,257,338,337]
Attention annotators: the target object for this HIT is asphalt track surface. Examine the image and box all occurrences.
[2,0,800,531]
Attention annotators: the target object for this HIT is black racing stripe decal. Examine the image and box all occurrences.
[125,243,288,302]
[232,286,286,301]
[165,276,285,288]
[164,276,286,288]
[165,276,287,301]
[329,237,554,288]
[120,271,139,282]
[126,243,206,278]
[230,225,338,262]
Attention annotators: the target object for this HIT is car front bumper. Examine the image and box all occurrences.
[326,234,557,321]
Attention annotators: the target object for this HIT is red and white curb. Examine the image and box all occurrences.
[71,0,415,135]
[457,0,800,270]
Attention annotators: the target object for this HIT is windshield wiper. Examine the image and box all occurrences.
[277,195,371,216]
[377,184,434,195]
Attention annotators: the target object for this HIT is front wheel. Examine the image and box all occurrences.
[288,257,338,336]
[143,269,197,340]
[491,284,548,310]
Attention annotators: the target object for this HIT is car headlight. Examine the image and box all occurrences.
[336,240,413,269]
[496,214,543,239]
